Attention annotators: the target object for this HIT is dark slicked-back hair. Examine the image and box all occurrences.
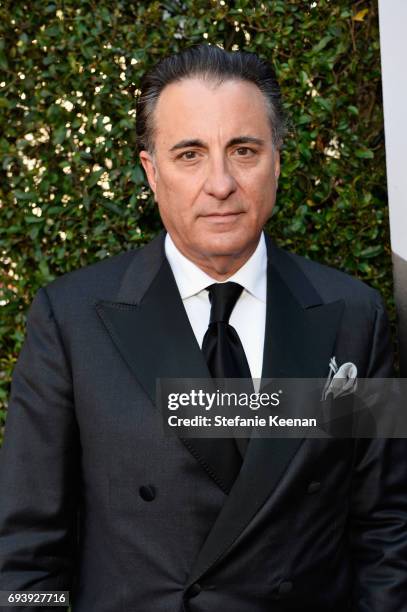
[135,44,286,153]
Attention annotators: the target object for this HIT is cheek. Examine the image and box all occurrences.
[156,169,200,200]
[155,186,195,229]
[237,162,277,191]
[241,177,277,214]
[156,178,204,223]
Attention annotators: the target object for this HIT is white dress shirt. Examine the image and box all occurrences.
[165,232,267,383]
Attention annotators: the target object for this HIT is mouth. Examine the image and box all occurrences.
[200,211,245,222]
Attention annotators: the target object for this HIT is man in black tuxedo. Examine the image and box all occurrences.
[1,44,406,612]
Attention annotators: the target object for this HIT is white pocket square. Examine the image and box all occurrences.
[322,356,358,401]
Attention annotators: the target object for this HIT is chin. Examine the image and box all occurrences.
[196,232,257,259]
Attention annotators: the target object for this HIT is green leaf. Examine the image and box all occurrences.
[88,169,105,187]
[0,50,8,71]
[359,245,383,259]
[298,114,312,125]
[130,166,145,185]
[355,149,374,159]
[316,98,333,113]
[313,35,333,53]
[53,126,66,145]
[44,25,61,37]
[38,259,54,281]
[100,200,124,216]
[25,216,44,224]
[14,190,36,200]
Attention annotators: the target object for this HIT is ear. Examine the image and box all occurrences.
[139,151,158,197]
[273,149,281,180]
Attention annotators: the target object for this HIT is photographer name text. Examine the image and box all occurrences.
[167,414,317,428]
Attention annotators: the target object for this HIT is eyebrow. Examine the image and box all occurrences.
[169,136,265,152]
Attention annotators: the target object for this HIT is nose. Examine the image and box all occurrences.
[203,156,237,200]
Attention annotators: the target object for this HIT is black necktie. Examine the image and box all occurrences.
[202,282,252,458]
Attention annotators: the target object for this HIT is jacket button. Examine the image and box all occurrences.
[187,583,202,598]
[278,581,293,596]
[307,481,321,494]
[139,485,156,501]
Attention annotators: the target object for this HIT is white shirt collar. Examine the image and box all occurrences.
[165,232,267,302]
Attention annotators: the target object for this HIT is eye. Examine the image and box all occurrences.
[178,150,198,160]
[234,147,256,157]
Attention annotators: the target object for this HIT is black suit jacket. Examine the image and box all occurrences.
[0,232,406,612]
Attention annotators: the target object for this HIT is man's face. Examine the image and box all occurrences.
[140,77,280,276]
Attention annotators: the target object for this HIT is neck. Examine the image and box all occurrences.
[169,236,261,280]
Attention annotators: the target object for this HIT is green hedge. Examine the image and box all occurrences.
[0,0,392,436]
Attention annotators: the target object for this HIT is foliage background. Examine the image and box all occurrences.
[0,0,392,440]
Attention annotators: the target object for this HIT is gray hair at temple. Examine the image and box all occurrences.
[135,44,286,154]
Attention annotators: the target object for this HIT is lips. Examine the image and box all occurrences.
[200,211,244,218]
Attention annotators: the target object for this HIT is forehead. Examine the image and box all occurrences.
[153,77,272,145]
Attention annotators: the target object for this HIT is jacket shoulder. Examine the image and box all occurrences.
[43,232,165,306]
[45,249,138,302]
[274,245,381,307]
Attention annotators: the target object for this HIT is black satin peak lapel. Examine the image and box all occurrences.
[96,258,209,404]
[96,253,242,494]
[262,246,345,380]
